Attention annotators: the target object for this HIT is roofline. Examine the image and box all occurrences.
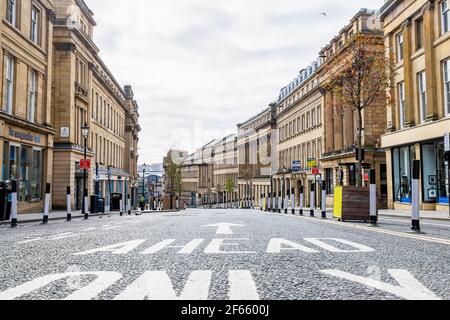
[379,0,401,20]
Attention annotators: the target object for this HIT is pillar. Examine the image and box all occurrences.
[325,91,335,153]
[423,2,438,120]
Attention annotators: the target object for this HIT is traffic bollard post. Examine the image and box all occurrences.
[411,160,421,232]
[370,169,378,226]
[43,183,51,224]
[10,180,18,228]
[67,187,71,222]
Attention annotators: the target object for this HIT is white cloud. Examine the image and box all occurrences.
[86,0,384,163]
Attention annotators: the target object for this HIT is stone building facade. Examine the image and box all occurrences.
[0,0,55,213]
[319,9,388,207]
[380,0,450,211]
[51,0,138,211]
[237,105,276,207]
[274,59,325,208]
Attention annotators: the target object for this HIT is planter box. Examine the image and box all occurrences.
[333,186,370,222]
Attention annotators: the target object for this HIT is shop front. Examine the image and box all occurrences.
[389,139,449,211]
[0,123,53,214]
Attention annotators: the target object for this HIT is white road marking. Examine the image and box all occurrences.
[74,239,146,255]
[266,238,320,253]
[304,238,375,253]
[19,237,44,244]
[202,223,245,235]
[0,272,122,300]
[228,270,260,300]
[204,238,255,254]
[141,239,204,255]
[263,212,450,245]
[320,269,441,300]
[382,218,450,228]
[114,270,212,300]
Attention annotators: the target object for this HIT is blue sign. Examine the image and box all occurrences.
[292,160,301,172]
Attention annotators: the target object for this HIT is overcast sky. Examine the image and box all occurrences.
[86,0,384,164]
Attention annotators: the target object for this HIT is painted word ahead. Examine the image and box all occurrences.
[73,238,376,255]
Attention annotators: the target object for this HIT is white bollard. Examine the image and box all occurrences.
[370,169,377,226]
[120,199,124,216]
[10,181,18,228]
[66,187,71,222]
[291,188,295,215]
[310,183,315,217]
[411,160,421,232]
[284,191,289,214]
[278,192,282,213]
[43,183,51,224]
[321,181,327,219]
[299,186,304,216]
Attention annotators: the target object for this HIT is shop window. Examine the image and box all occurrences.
[348,164,357,186]
[19,147,30,202]
[31,150,42,200]
[422,142,449,203]
[325,168,334,195]
[393,146,416,203]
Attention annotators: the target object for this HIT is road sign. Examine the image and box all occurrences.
[292,160,301,172]
[308,159,317,168]
[312,168,319,175]
[80,159,91,170]
[445,133,450,152]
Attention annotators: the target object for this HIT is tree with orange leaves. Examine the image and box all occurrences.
[322,33,395,186]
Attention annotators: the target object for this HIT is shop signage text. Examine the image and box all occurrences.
[9,128,40,143]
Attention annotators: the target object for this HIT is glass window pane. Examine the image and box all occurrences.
[422,144,437,203]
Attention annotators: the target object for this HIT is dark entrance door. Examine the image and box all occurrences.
[75,177,84,210]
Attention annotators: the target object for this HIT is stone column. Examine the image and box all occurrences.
[324,91,335,153]
[343,103,354,150]
[402,19,415,127]
[423,2,438,120]
[333,90,343,151]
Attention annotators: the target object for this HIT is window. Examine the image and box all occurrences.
[415,18,424,50]
[418,71,427,123]
[31,6,40,44]
[311,110,316,127]
[442,0,449,34]
[325,168,334,195]
[317,106,322,125]
[28,70,37,123]
[6,0,17,25]
[393,146,416,203]
[444,60,450,116]
[5,55,15,115]
[398,82,406,128]
[396,33,404,62]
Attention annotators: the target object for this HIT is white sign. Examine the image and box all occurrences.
[445,133,450,152]
[60,127,70,138]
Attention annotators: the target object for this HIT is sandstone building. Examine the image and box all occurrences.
[0,0,55,213]
[380,0,450,211]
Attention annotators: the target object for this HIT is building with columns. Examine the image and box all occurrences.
[123,85,140,209]
[211,134,238,205]
[51,0,139,211]
[380,0,450,211]
[237,105,276,207]
[319,9,388,207]
[0,0,55,213]
[273,59,325,209]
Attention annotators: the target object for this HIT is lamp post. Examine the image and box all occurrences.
[141,163,147,210]
[81,123,90,220]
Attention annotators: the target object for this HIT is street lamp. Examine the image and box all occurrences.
[141,163,147,210]
[81,122,90,220]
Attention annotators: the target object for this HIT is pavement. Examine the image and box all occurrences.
[378,209,450,221]
[0,208,181,226]
[0,208,449,301]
